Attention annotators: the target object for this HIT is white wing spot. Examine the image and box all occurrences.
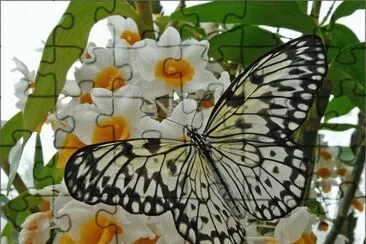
[317,67,326,73]
[294,111,306,119]
[298,103,308,110]
[289,122,298,130]
[317,53,325,59]
[307,84,317,90]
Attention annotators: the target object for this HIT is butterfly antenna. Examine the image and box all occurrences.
[142,114,185,128]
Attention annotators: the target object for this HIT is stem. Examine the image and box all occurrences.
[324,143,365,244]
[319,1,337,26]
[135,0,155,39]
[299,0,332,205]
[311,0,322,25]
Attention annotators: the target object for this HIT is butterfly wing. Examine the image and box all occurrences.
[65,138,246,243]
[172,152,246,243]
[65,138,191,215]
[204,35,327,220]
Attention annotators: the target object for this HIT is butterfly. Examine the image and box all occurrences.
[64,35,327,244]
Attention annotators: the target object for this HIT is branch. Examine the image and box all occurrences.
[135,0,155,39]
[324,143,365,244]
[311,0,322,25]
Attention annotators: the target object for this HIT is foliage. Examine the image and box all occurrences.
[0,1,364,243]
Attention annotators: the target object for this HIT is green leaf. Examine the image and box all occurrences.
[296,0,308,14]
[320,123,361,131]
[154,15,169,32]
[1,222,18,244]
[1,192,42,228]
[171,1,316,33]
[209,25,282,66]
[332,0,365,21]
[324,95,355,122]
[307,198,326,218]
[328,42,365,112]
[7,139,24,192]
[321,24,359,61]
[338,147,356,164]
[22,1,139,137]
[0,194,9,206]
[33,135,63,189]
[333,42,365,86]
[0,112,30,193]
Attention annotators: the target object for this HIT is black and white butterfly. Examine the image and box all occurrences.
[65,35,327,244]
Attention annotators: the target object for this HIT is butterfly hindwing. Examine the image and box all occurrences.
[172,152,247,243]
[204,35,327,220]
[65,138,247,243]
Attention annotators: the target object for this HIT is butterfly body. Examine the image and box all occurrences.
[65,35,327,244]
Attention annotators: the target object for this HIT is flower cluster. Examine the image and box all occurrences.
[313,146,365,213]
[12,16,230,244]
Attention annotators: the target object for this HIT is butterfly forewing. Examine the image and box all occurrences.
[205,35,327,140]
[204,35,327,220]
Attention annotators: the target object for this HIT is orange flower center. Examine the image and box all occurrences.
[59,233,75,244]
[316,167,331,179]
[337,167,347,177]
[322,183,332,193]
[28,80,36,89]
[79,214,123,244]
[95,66,125,91]
[292,232,317,244]
[133,236,160,244]
[121,30,141,45]
[92,116,130,144]
[351,198,364,212]
[39,199,51,212]
[80,93,93,104]
[318,220,329,231]
[57,133,86,168]
[155,59,195,88]
[320,150,332,160]
[200,98,215,109]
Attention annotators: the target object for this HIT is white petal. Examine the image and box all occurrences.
[61,79,81,96]
[126,17,139,33]
[274,207,313,242]
[157,27,182,58]
[72,104,100,144]
[182,39,209,70]
[91,88,114,114]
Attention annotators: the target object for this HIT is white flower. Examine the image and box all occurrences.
[133,26,216,98]
[149,213,185,244]
[36,182,71,213]
[12,58,83,112]
[74,45,135,93]
[12,57,36,111]
[80,42,97,62]
[141,99,207,139]
[108,16,141,46]
[273,207,317,243]
[62,85,143,146]
[19,211,52,244]
[315,148,335,179]
[54,201,156,243]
